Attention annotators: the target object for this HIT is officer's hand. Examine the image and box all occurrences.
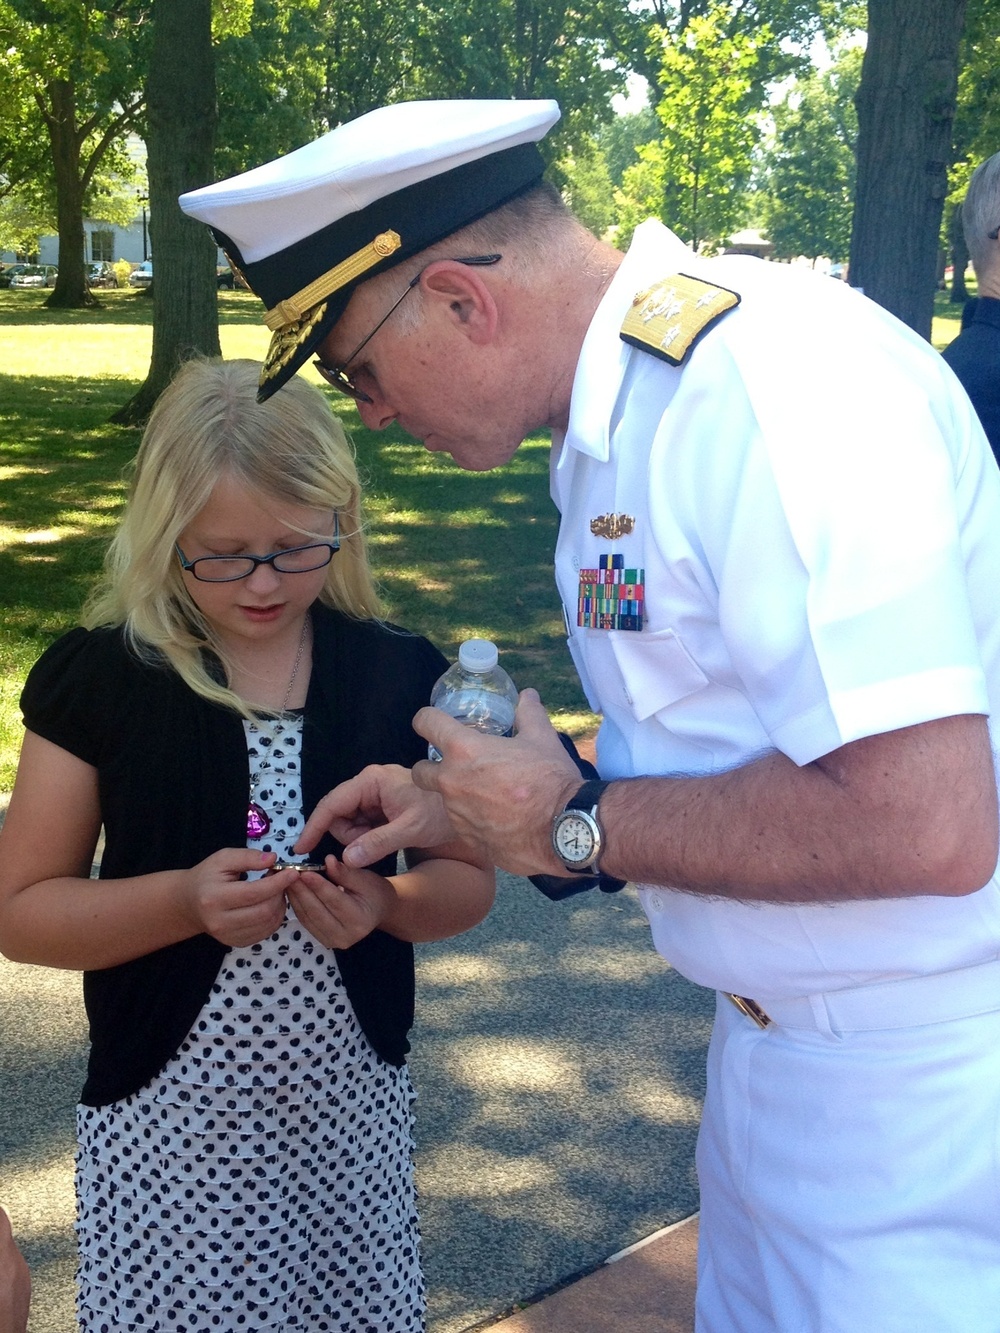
[410,689,583,877]
[295,764,455,869]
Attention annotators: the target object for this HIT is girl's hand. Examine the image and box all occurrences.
[286,856,394,949]
[183,849,295,947]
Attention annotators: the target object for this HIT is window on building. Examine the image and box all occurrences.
[91,230,114,261]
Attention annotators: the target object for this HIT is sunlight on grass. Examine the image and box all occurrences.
[932,313,962,350]
[0,524,86,549]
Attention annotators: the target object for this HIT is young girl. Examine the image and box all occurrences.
[0,358,494,1332]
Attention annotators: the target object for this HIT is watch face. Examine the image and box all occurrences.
[553,811,598,867]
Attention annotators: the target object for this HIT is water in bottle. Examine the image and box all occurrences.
[427,639,518,761]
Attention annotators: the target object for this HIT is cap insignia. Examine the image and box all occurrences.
[263,229,402,332]
[259,299,329,387]
[620,273,740,366]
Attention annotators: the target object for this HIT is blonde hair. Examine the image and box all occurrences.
[85,357,383,715]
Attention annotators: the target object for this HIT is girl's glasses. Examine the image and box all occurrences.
[176,518,340,583]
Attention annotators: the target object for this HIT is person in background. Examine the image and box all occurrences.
[181,102,1000,1332]
[0,358,493,1332]
[0,1208,30,1333]
[942,150,1000,462]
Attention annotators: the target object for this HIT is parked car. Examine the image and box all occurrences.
[10,264,58,288]
[87,261,118,288]
[0,263,30,288]
[129,260,153,288]
[217,262,249,289]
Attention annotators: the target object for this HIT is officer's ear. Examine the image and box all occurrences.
[419,260,498,345]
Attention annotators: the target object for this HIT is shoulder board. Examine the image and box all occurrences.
[620,272,741,366]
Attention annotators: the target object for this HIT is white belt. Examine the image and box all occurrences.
[727,955,1000,1033]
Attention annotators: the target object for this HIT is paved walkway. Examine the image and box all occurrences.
[489,1215,698,1332]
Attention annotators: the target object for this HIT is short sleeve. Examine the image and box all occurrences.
[20,627,125,768]
[660,275,998,765]
[645,270,997,767]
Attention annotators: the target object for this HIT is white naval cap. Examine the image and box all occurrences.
[179,99,561,400]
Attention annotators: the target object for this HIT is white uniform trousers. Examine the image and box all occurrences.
[695,990,1000,1332]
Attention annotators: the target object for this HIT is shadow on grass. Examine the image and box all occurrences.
[352,426,586,712]
[0,372,141,642]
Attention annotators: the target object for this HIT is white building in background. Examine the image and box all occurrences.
[34,208,151,267]
[6,203,226,270]
[1,132,152,268]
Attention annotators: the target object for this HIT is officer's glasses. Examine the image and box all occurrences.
[314,253,502,404]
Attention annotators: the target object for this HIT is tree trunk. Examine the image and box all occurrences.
[849,0,967,340]
[112,0,219,425]
[44,80,97,310]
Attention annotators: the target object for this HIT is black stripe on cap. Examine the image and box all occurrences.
[218,140,546,313]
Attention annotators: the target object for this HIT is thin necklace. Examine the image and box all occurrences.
[246,619,308,841]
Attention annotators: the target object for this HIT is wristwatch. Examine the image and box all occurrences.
[551,780,611,874]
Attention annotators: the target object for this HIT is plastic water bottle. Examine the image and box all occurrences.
[427,639,518,761]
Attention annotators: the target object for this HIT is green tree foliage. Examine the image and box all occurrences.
[599,107,658,188]
[558,136,617,238]
[211,0,640,183]
[0,0,148,305]
[628,0,831,104]
[614,6,768,252]
[761,44,861,261]
[952,0,1000,172]
[213,0,420,181]
[213,2,323,180]
[408,0,632,149]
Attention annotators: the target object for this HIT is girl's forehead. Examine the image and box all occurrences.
[186,474,329,535]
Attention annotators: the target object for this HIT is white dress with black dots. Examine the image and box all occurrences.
[75,713,424,1332]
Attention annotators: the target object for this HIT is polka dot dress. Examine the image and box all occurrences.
[75,714,424,1331]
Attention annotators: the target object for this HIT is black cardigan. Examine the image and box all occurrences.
[20,603,448,1107]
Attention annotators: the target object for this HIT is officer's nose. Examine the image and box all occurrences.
[356,389,397,432]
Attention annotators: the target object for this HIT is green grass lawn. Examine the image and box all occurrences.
[0,287,593,791]
[932,289,969,350]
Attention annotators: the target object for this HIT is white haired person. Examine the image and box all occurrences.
[943,149,1000,462]
[0,358,493,1332]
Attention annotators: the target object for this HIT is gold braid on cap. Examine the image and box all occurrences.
[259,230,402,388]
[263,230,402,332]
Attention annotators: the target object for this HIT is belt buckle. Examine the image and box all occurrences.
[727,993,771,1028]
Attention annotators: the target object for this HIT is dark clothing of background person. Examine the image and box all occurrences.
[943,297,1000,466]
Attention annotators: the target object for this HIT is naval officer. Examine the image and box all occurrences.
[181,99,1000,1332]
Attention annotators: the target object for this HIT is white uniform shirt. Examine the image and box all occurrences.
[551,220,1000,1000]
